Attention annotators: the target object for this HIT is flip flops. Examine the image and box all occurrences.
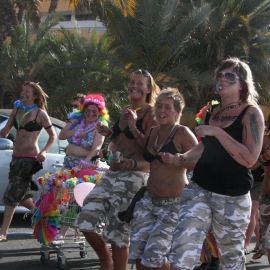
[0,235,7,242]
[252,249,265,260]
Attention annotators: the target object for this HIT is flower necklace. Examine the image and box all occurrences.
[153,125,177,153]
[14,100,38,111]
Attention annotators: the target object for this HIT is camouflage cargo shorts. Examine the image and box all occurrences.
[129,192,180,268]
[4,157,37,206]
[168,181,251,270]
[259,194,270,251]
[77,170,148,248]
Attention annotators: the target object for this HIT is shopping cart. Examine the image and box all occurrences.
[33,161,108,269]
[32,182,86,269]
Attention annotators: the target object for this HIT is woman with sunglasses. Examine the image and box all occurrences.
[0,81,57,242]
[161,58,265,270]
[77,70,160,270]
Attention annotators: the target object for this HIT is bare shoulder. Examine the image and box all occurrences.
[243,104,264,120]
[175,125,195,137]
[242,105,265,129]
[174,125,198,152]
[37,109,51,125]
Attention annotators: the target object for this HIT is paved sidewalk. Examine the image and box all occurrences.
[0,214,268,270]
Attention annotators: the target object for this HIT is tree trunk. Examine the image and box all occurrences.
[0,0,17,45]
[48,0,59,13]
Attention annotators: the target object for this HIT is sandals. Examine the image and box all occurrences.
[0,235,7,242]
[252,249,265,260]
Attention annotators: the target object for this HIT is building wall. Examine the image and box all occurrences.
[39,0,106,38]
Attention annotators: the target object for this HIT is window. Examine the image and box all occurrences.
[59,14,72,21]
[75,13,96,20]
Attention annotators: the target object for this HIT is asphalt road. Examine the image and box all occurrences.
[0,214,269,270]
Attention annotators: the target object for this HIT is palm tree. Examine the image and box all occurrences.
[0,13,60,108]
[91,0,270,108]
[0,0,41,48]
[181,0,270,107]
[36,28,126,120]
[0,0,17,47]
[87,0,213,107]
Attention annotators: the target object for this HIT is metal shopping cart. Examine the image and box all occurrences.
[33,174,87,269]
[33,161,109,269]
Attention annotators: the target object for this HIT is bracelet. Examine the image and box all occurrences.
[130,159,138,170]
[133,159,138,170]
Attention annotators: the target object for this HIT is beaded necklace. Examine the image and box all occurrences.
[212,101,242,121]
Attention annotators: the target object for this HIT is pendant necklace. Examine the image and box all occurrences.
[153,125,177,153]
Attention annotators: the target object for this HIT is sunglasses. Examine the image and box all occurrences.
[216,71,239,82]
[134,69,151,77]
[72,104,79,109]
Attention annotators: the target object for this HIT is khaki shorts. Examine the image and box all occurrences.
[4,157,37,206]
[77,170,148,248]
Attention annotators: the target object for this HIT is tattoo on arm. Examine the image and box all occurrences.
[250,113,260,145]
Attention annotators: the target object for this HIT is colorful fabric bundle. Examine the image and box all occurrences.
[33,164,107,245]
[33,190,60,245]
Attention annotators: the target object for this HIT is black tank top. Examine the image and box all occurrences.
[143,127,179,163]
[251,166,264,183]
[192,105,253,196]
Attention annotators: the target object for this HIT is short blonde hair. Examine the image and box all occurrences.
[155,87,185,122]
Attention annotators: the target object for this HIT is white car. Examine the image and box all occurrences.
[0,109,67,213]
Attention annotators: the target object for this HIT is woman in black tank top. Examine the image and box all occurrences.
[161,58,265,270]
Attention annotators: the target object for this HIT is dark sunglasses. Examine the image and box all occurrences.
[216,71,239,82]
[134,69,151,77]
[72,104,79,108]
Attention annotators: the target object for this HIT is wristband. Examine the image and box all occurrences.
[130,159,137,170]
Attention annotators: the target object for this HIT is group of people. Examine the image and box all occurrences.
[0,57,269,270]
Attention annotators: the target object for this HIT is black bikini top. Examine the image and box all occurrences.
[111,108,149,140]
[143,127,179,163]
[13,108,43,132]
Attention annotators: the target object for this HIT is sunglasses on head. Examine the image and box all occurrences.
[216,71,239,82]
[134,69,151,77]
